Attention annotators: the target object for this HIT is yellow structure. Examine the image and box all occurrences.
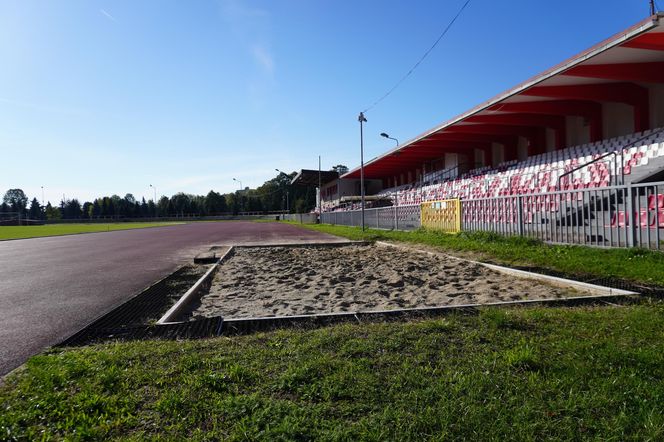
[420,199,462,233]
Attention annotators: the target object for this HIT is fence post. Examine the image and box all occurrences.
[394,191,398,231]
[626,183,636,247]
[517,196,524,237]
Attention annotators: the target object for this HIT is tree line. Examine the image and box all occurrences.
[1,171,320,220]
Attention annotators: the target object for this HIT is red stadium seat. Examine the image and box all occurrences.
[648,194,664,210]
[610,211,629,227]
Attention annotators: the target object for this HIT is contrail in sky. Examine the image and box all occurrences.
[100,9,117,22]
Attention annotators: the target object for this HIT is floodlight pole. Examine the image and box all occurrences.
[150,184,157,217]
[232,178,242,191]
[275,169,290,213]
[318,155,322,218]
[651,0,656,16]
[359,112,367,231]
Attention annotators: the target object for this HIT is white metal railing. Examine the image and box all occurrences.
[320,180,664,250]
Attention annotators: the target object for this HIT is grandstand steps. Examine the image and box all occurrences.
[629,153,664,184]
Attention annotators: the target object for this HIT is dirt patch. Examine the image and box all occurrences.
[184,245,581,320]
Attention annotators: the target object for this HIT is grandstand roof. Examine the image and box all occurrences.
[290,169,339,187]
[344,13,664,180]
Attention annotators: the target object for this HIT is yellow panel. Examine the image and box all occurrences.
[420,199,462,233]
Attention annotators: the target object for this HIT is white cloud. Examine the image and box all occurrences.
[100,9,117,23]
[218,0,276,104]
[251,44,274,76]
[218,0,269,32]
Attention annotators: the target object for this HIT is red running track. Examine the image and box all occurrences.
[0,222,345,376]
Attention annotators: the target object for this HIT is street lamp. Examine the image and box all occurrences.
[275,169,290,213]
[149,184,157,217]
[380,132,399,147]
[232,178,242,190]
[359,112,367,231]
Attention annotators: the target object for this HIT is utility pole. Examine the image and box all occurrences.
[358,112,367,231]
[318,155,322,218]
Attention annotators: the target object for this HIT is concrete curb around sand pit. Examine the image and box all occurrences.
[163,242,639,328]
[158,241,366,325]
[374,241,638,297]
[157,247,235,325]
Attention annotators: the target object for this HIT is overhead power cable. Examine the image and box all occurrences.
[362,0,472,113]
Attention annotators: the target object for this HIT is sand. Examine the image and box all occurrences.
[184,244,581,320]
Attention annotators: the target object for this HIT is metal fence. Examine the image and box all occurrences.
[320,204,420,230]
[320,180,664,250]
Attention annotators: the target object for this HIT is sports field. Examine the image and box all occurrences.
[0,222,183,240]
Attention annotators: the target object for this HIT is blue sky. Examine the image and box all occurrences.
[0,0,654,204]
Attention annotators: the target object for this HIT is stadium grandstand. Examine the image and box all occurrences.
[320,12,664,249]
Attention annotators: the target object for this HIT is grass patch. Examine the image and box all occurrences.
[0,223,183,240]
[292,223,664,286]
[2,302,664,440]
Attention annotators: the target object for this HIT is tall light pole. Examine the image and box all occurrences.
[232,178,242,191]
[275,169,290,213]
[380,132,399,147]
[359,112,367,231]
[41,186,44,206]
[149,184,157,217]
[381,133,402,216]
[232,178,243,215]
[318,156,322,217]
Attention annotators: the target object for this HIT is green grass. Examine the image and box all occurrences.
[294,223,664,287]
[2,302,664,440]
[0,223,184,240]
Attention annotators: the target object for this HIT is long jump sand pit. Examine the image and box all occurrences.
[183,244,588,320]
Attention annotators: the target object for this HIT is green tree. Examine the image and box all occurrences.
[61,199,82,219]
[45,202,62,220]
[210,190,228,215]
[332,164,349,174]
[140,197,148,217]
[82,201,93,219]
[171,193,192,216]
[88,202,96,219]
[3,189,28,213]
[27,198,42,219]
[157,196,170,217]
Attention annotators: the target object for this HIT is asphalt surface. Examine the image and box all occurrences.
[0,222,346,376]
